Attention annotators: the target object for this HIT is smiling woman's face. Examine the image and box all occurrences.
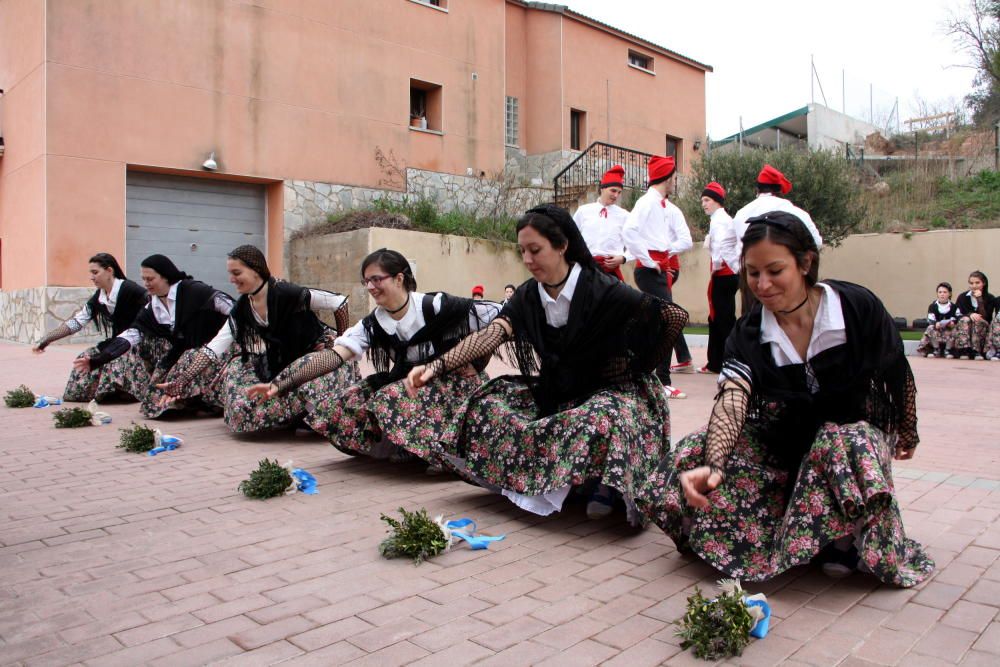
[743,238,809,312]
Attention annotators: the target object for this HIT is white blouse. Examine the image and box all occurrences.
[335,292,500,363]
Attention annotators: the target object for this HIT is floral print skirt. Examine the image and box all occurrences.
[302,371,487,463]
[953,316,989,356]
[635,420,934,587]
[448,374,671,518]
[220,353,360,433]
[987,318,1000,359]
[915,323,956,356]
[139,347,225,418]
[64,338,170,403]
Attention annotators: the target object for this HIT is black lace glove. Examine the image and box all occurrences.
[703,379,751,481]
[427,320,510,377]
[273,348,345,395]
[87,337,132,370]
[36,324,74,350]
[158,348,218,397]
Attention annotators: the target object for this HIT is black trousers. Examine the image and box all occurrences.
[707,273,739,373]
[634,266,692,385]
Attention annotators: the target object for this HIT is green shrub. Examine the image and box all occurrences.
[53,407,93,428]
[117,422,157,453]
[238,459,292,499]
[679,147,866,245]
[675,585,754,660]
[378,507,449,564]
[4,385,35,408]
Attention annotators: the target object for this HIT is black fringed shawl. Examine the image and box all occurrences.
[499,266,688,417]
[87,279,148,345]
[956,290,997,322]
[723,280,914,470]
[134,279,232,372]
[228,279,329,382]
[362,293,490,390]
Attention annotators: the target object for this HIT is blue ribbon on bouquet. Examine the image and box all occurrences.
[33,396,62,408]
[148,434,182,456]
[290,468,318,494]
[444,518,505,550]
[745,597,771,639]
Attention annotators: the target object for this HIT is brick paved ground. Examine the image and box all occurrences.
[1,341,999,666]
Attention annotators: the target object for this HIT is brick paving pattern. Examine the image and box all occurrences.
[1,342,999,666]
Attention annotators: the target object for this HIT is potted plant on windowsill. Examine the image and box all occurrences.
[410,112,428,130]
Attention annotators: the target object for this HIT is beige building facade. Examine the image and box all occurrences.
[0,0,710,343]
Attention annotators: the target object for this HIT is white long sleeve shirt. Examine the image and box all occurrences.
[334,292,500,363]
[622,187,693,269]
[204,290,348,357]
[732,193,823,251]
[705,208,741,272]
[66,279,124,333]
[572,203,633,260]
[119,283,233,349]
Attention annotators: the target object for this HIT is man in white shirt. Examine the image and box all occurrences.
[732,164,823,251]
[701,182,739,374]
[572,165,631,281]
[621,155,692,398]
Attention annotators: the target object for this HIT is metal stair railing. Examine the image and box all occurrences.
[553,141,655,209]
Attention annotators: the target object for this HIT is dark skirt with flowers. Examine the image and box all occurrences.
[636,420,934,587]
[987,318,1000,359]
[302,371,488,463]
[446,374,670,520]
[139,347,225,418]
[915,323,956,356]
[954,316,990,356]
[220,353,360,433]
[64,337,170,403]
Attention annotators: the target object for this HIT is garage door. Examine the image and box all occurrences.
[125,172,266,297]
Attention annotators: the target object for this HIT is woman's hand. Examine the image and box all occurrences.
[971,313,984,322]
[32,344,46,355]
[404,364,437,398]
[246,383,278,401]
[894,445,915,460]
[72,356,92,373]
[679,466,724,509]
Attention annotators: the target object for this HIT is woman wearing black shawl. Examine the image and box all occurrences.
[33,253,148,402]
[953,270,995,360]
[155,245,357,433]
[636,210,933,587]
[74,254,234,418]
[246,248,500,467]
[406,205,688,524]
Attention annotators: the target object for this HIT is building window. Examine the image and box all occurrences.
[505,96,519,146]
[628,50,654,73]
[570,109,586,151]
[411,0,448,10]
[410,79,443,132]
[665,134,682,172]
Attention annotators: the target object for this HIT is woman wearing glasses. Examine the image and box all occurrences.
[637,210,933,587]
[156,245,356,433]
[247,248,500,468]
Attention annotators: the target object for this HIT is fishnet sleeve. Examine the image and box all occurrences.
[428,319,511,376]
[897,366,919,451]
[635,296,689,373]
[334,301,350,336]
[704,378,751,481]
[158,348,219,396]
[36,323,75,350]
[273,348,345,395]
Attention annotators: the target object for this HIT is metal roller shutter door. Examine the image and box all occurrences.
[125,172,266,297]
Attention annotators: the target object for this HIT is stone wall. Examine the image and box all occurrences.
[505,147,579,183]
[0,287,101,345]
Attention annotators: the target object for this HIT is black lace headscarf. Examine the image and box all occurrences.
[228,245,271,283]
[499,204,687,415]
[141,254,191,284]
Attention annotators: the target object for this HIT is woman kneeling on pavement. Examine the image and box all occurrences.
[72,255,234,418]
[248,248,500,469]
[406,204,688,524]
[636,210,934,587]
[155,245,358,433]
[33,253,148,402]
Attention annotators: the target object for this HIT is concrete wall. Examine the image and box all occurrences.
[807,104,880,152]
[288,227,530,325]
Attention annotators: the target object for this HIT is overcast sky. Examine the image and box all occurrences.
[561,0,978,139]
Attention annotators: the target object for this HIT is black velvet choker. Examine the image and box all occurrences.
[542,268,571,290]
[385,294,410,315]
[778,292,811,315]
